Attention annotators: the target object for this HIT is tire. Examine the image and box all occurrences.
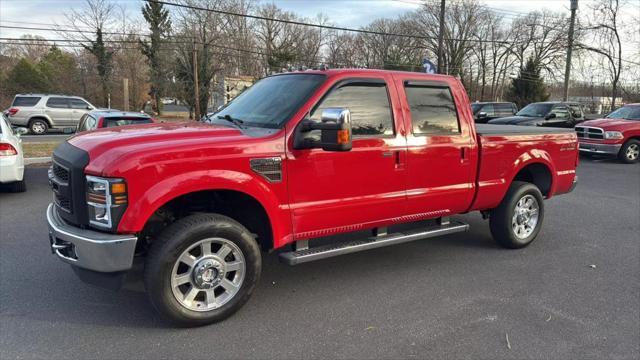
[28,119,49,135]
[9,179,26,193]
[618,139,640,164]
[490,181,544,249]
[144,213,262,327]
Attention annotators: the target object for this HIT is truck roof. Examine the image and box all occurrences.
[89,110,151,118]
[274,68,457,80]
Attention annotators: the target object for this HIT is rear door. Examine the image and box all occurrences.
[45,97,72,127]
[395,76,475,218]
[287,75,408,237]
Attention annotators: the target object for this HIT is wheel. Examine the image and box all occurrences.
[144,213,262,327]
[618,139,640,164]
[8,179,26,193]
[28,119,48,135]
[490,181,544,249]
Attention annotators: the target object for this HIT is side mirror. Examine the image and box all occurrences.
[15,127,28,136]
[477,112,487,119]
[545,113,557,120]
[294,108,352,152]
[86,106,93,110]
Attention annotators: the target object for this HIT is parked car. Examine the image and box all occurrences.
[471,102,517,123]
[488,101,586,128]
[161,98,177,105]
[46,69,578,326]
[0,113,28,192]
[4,94,96,135]
[77,110,155,132]
[575,103,640,164]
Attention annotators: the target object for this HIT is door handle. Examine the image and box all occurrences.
[461,147,469,160]
[382,151,393,157]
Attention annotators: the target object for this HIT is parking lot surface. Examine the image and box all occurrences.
[1,158,638,359]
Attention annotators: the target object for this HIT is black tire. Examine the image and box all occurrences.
[144,213,261,327]
[618,139,640,164]
[28,119,49,135]
[489,181,544,249]
[9,179,26,193]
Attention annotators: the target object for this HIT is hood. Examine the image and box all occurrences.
[488,115,543,125]
[67,122,260,174]
[579,118,640,131]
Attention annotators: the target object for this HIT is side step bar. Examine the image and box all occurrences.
[279,220,469,265]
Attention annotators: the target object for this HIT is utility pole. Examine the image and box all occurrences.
[563,0,578,101]
[193,28,201,121]
[436,0,446,74]
[123,78,129,112]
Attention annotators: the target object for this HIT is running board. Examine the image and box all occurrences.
[279,220,469,265]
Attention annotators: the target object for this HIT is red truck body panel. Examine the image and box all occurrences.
[67,69,578,250]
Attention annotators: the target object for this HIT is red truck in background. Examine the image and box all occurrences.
[47,69,578,326]
[575,103,640,164]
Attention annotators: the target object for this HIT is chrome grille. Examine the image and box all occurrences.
[575,126,604,140]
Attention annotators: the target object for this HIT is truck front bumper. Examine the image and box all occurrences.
[47,203,137,273]
[578,141,621,155]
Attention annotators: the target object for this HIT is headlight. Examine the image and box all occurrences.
[604,131,623,139]
[86,176,127,229]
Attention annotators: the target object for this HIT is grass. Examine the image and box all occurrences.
[23,142,59,158]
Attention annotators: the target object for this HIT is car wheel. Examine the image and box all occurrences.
[618,139,640,164]
[8,179,26,193]
[490,181,544,249]
[29,119,48,135]
[144,213,261,327]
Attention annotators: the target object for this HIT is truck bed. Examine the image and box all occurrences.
[476,124,575,136]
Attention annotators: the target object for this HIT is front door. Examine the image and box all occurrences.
[286,76,407,239]
[44,97,72,127]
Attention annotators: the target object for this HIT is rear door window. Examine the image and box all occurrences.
[405,85,460,135]
[12,96,41,107]
[46,97,70,109]
[495,103,515,115]
[480,104,495,117]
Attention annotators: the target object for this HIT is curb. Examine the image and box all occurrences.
[25,157,52,165]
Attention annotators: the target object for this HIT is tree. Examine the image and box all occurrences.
[66,0,116,107]
[141,0,172,115]
[506,57,549,108]
[37,46,82,95]
[5,59,49,95]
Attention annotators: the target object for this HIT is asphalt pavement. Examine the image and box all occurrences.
[1,157,638,359]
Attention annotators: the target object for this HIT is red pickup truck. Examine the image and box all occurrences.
[575,103,640,164]
[47,69,578,326]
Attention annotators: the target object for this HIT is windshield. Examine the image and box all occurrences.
[516,103,554,117]
[210,74,326,129]
[471,103,482,114]
[606,106,640,120]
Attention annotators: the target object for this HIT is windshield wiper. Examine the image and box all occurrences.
[217,114,245,128]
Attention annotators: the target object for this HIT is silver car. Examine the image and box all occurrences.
[5,94,96,134]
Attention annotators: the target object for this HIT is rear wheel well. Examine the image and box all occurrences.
[28,117,52,126]
[512,163,552,197]
[139,190,273,253]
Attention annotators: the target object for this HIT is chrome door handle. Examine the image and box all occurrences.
[382,152,393,157]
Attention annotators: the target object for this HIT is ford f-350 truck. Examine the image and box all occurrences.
[47,69,578,326]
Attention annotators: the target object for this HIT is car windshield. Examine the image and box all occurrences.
[516,103,554,117]
[209,74,326,129]
[104,118,153,127]
[471,103,482,114]
[606,106,640,120]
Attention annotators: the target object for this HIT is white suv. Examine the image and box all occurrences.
[5,94,96,134]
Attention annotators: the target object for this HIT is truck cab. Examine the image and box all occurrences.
[46,69,578,326]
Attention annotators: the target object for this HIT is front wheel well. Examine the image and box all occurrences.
[512,163,552,197]
[139,190,273,253]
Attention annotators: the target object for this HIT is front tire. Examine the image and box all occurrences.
[490,181,544,249]
[144,214,262,327]
[618,139,640,164]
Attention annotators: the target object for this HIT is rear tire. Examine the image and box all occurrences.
[144,213,261,327]
[618,139,640,164]
[9,179,26,193]
[28,119,48,135]
[490,181,544,249]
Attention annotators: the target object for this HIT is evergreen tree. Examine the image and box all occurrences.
[84,28,114,107]
[38,46,81,95]
[506,57,549,109]
[141,1,172,115]
[6,59,48,95]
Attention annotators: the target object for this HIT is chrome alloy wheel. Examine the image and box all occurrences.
[511,194,540,239]
[626,143,639,161]
[171,238,246,312]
